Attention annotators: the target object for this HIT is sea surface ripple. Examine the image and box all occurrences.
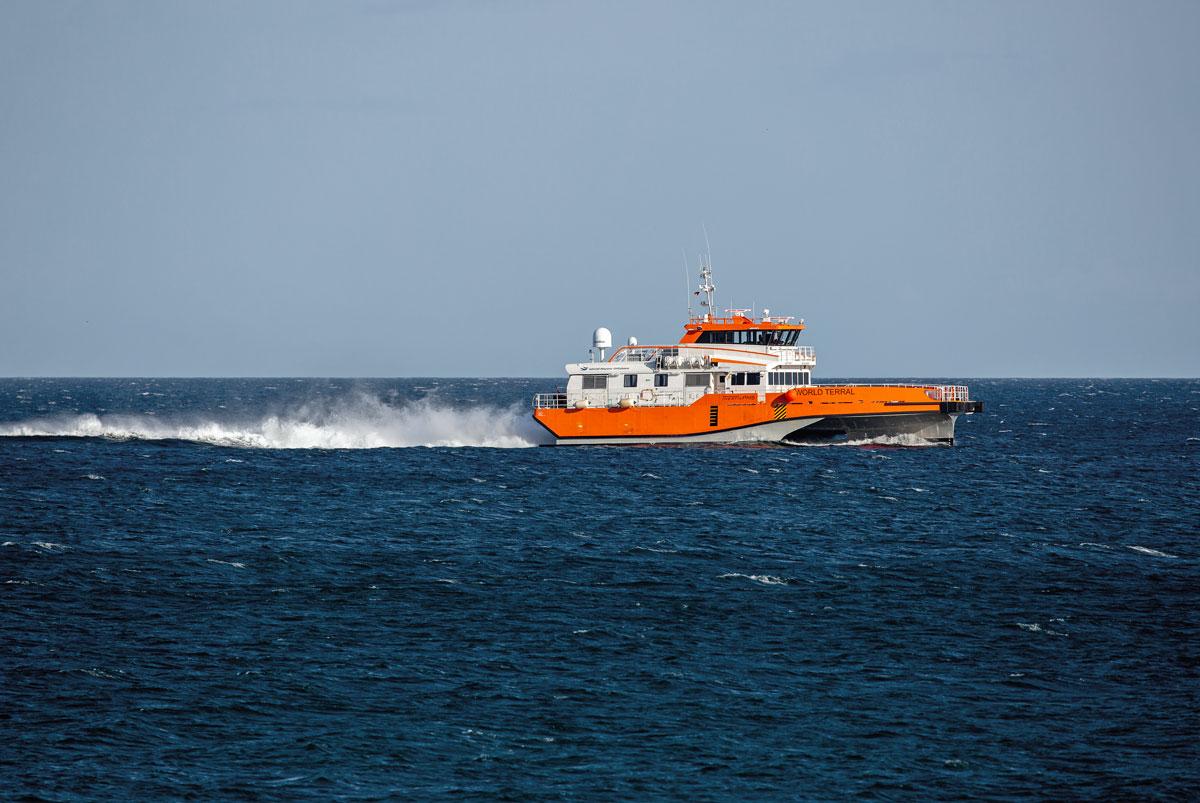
[2,378,1198,801]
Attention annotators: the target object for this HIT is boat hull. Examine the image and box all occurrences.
[533,388,982,446]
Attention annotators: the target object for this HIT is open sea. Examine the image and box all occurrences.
[2,377,1197,801]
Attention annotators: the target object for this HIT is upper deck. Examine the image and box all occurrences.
[679,310,805,346]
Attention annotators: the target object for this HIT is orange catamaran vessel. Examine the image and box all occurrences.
[532,261,981,445]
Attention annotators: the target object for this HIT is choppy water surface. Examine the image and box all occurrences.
[2,378,1198,801]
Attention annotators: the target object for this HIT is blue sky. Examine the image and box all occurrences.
[2,0,1197,377]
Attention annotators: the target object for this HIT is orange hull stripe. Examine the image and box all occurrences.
[533,387,943,439]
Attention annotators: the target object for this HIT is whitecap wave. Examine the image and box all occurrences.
[0,394,550,449]
[1017,622,1068,636]
[719,572,790,586]
[1126,545,1177,558]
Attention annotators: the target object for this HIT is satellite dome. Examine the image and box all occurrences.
[592,327,612,350]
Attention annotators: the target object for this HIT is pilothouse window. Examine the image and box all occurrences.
[695,329,801,346]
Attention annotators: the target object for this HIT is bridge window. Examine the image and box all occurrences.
[730,372,761,386]
[696,329,800,346]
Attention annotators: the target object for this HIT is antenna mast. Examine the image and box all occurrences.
[698,226,716,320]
[682,249,692,319]
[697,252,716,321]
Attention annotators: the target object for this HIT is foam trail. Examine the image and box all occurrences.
[789,433,940,449]
[847,433,940,448]
[0,394,551,449]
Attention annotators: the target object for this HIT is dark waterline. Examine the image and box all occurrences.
[3,378,1198,801]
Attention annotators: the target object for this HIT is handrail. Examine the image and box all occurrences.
[815,383,970,400]
[607,343,815,363]
[533,393,568,409]
[686,314,801,326]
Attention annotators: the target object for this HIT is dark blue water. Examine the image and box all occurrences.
[3,378,1198,801]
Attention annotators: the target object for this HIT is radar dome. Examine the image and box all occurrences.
[592,327,612,350]
[627,336,638,347]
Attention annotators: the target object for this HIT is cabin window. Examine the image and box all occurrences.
[685,373,709,387]
[769,370,812,387]
[730,372,761,386]
[654,374,669,387]
[623,374,638,388]
[582,375,608,390]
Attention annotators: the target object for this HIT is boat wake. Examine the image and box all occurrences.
[0,394,551,449]
[847,433,942,448]
[786,433,941,449]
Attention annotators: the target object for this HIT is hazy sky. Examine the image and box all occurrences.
[2,0,1197,377]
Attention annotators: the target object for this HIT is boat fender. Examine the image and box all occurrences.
[619,397,635,408]
[574,399,589,409]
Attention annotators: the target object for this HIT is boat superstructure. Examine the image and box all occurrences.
[532,261,981,446]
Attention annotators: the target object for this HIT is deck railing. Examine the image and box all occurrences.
[607,344,816,363]
[533,393,568,409]
[814,384,970,401]
[932,385,970,401]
